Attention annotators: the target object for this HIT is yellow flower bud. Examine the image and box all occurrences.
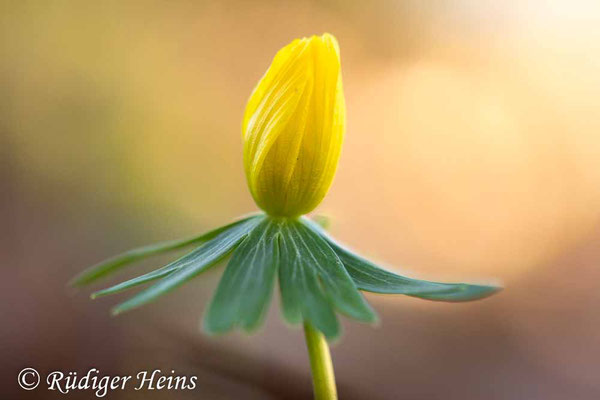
[242,33,346,217]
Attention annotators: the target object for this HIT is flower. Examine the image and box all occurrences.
[71,32,501,400]
[72,34,500,340]
[242,33,345,217]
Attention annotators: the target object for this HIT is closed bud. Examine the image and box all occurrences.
[242,33,346,217]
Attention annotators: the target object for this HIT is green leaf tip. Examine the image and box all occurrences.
[70,215,260,287]
[109,216,264,315]
[303,216,502,303]
[203,218,281,336]
[110,307,123,316]
[415,283,502,302]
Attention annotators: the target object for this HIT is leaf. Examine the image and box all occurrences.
[204,218,280,335]
[412,285,502,302]
[311,214,331,230]
[92,264,177,298]
[303,217,501,302]
[71,215,259,286]
[93,216,265,298]
[279,219,376,339]
[110,216,263,315]
[296,220,377,322]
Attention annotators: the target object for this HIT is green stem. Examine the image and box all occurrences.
[303,322,338,400]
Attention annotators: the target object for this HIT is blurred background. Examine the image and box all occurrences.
[3,1,600,398]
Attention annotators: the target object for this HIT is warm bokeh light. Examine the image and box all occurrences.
[4,1,600,399]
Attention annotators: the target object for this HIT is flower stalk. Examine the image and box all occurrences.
[304,322,338,400]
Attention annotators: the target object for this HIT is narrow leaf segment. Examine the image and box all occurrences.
[303,217,501,302]
[71,215,258,286]
[204,217,280,334]
[279,219,375,339]
[110,216,262,315]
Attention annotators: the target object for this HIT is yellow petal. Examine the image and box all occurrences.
[243,33,346,217]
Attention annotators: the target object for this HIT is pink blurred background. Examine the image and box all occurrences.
[3,1,600,398]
